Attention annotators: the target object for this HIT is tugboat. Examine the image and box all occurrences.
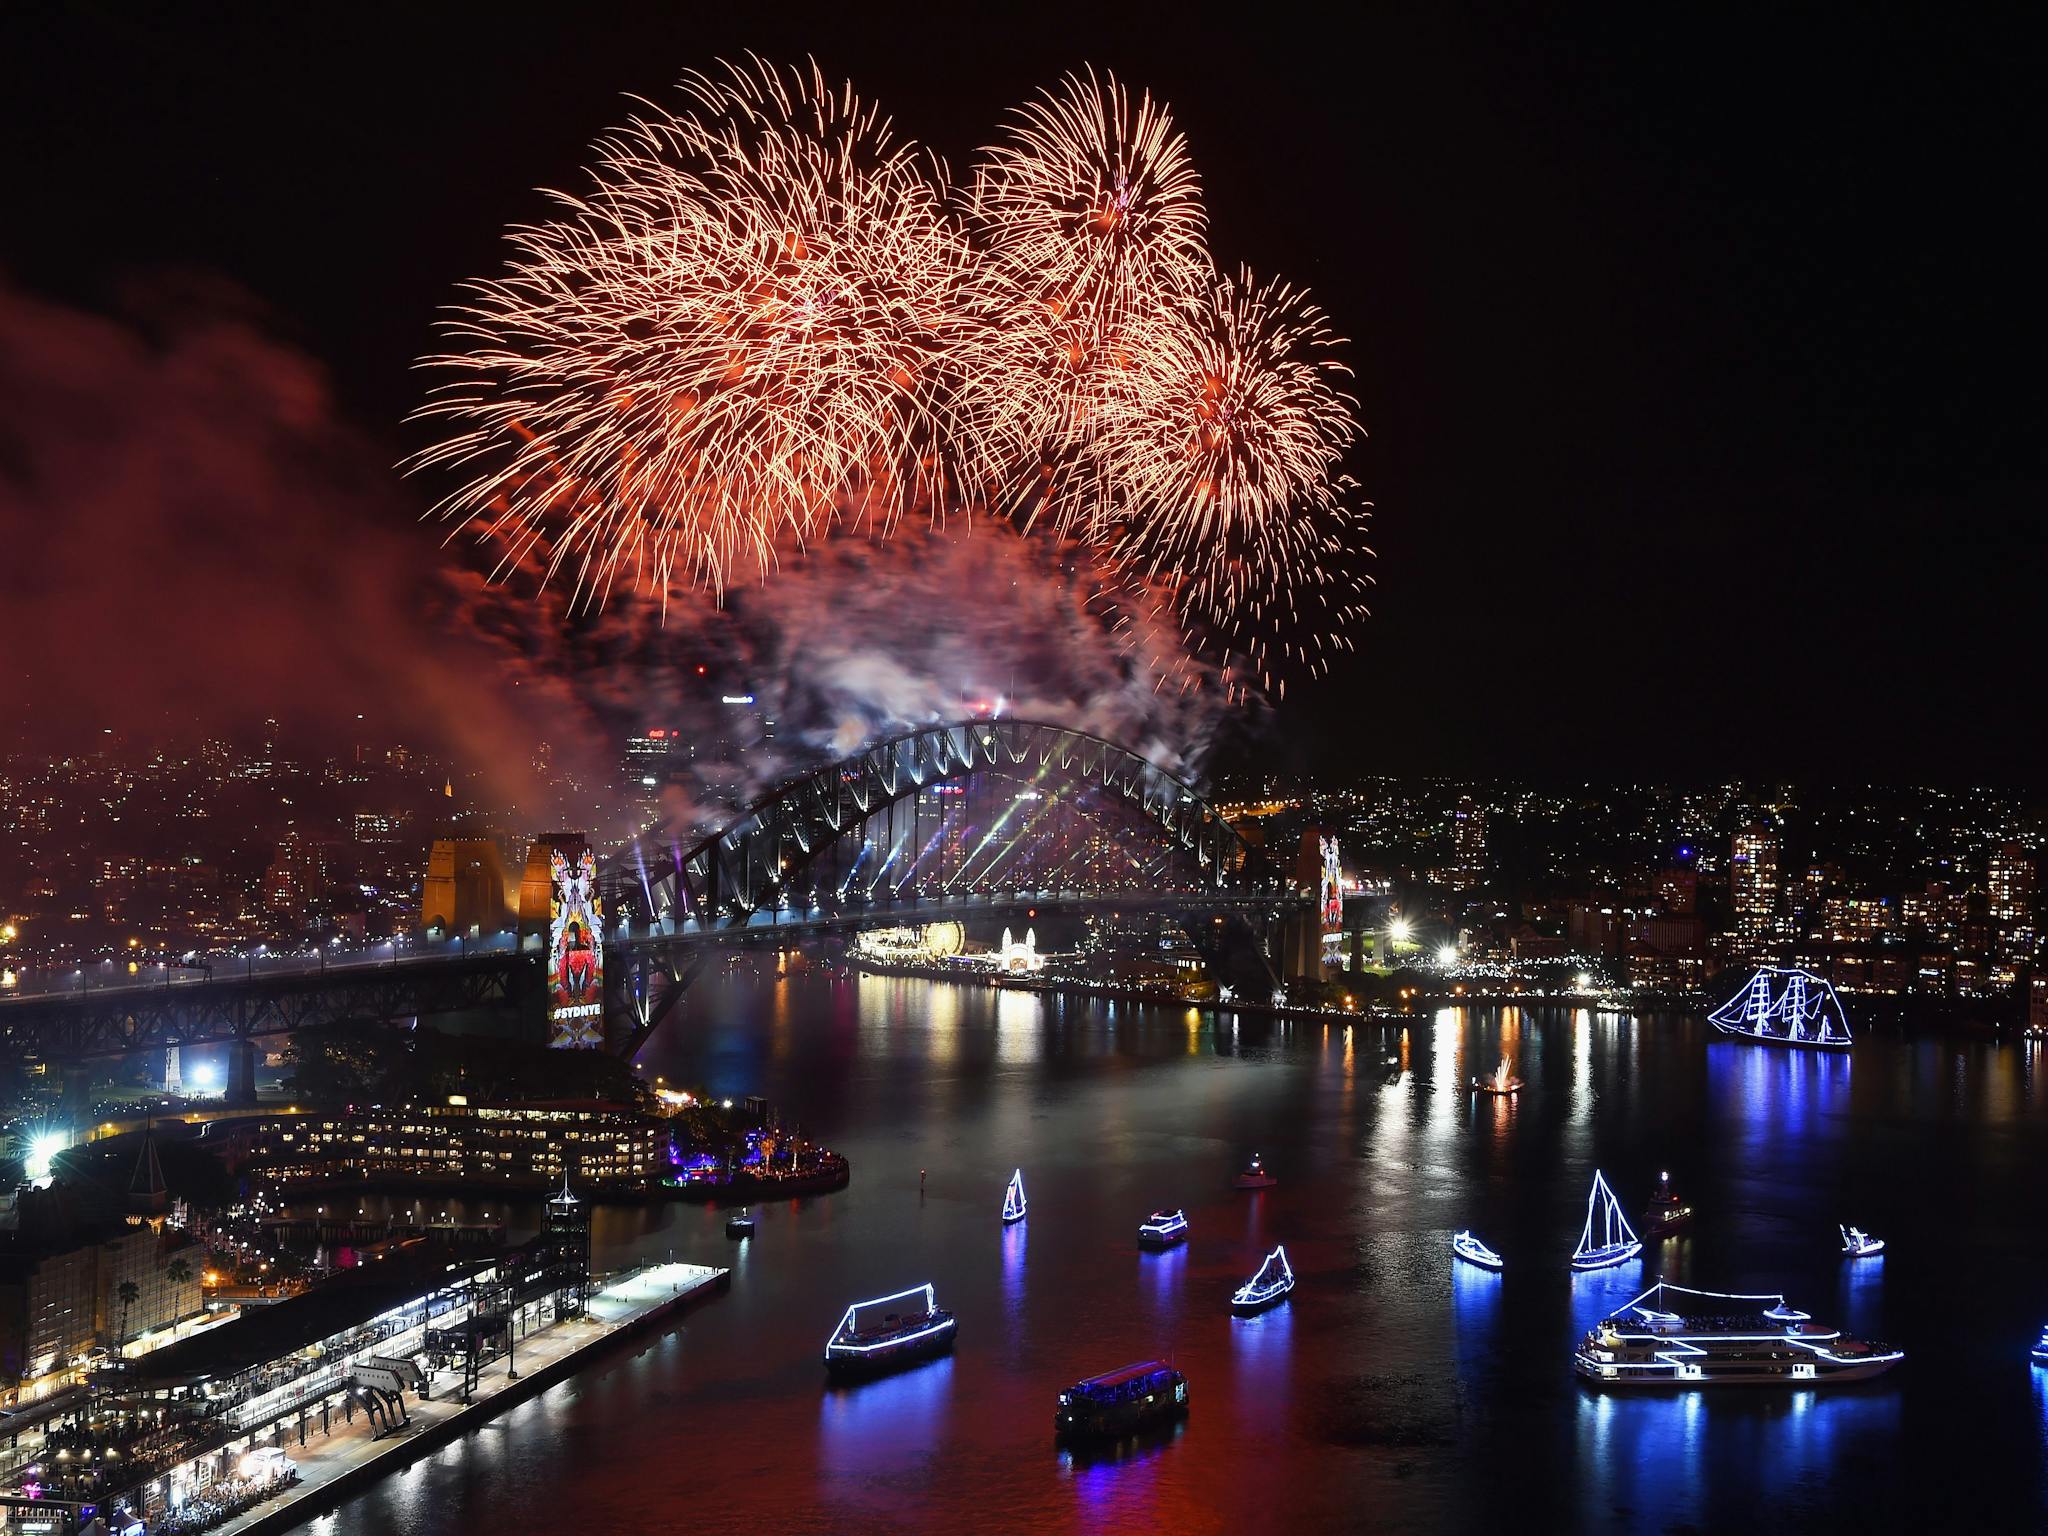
[823,1283,957,1378]
[725,1206,756,1239]
[1570,1170,1643,1271]
[1231,1245,1295,1314]
[1575,1283,1904,1387]
[1138,1209,1190,1248]
[2032,1325,2048,1367]
[1451,1230,1504,1271]
[1054,1361,1189,1441]
[1709,967,1854,1052]
[1002,1169,1028,1225]
[1234,1153,1278,1190]
[1839,1224,1885,1258]
[1471,1056,1522,1096]
[1641,1171,1694,1238]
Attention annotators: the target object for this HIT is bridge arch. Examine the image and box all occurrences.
[603,719,1289,935]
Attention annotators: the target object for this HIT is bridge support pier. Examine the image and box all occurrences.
[226,1038,259,1107]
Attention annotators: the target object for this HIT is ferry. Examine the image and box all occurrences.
[2032,1326,2048,1367]
[1840,1225,1885,1258]
[1002,1169,1028,1224]
[1138,1209,1190,1248]
[1708,966,1853,1051]
[1451,1230,1504,1271]
[1234,1153,1278,1190]
[1641,1171,1694,1238]
[724,1207,755,1239]
[823,1283,957,1378]
[1231,1245,1295,1314]
[1054,1360,1190,1441]
[1571,1169,1643,1271]
[1575,1283,1904,1387]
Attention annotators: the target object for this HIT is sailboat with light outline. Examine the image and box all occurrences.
[1002,1168,1027,1224]
[1571,1169,1643,1271]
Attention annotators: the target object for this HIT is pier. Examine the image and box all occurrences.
[201,1262,727,1536]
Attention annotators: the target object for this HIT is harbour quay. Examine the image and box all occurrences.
[1,1214,726,1536]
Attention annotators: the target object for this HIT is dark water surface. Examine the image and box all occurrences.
[304,975,2048,1534]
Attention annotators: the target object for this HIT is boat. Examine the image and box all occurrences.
[724,1207,755,1239]
[1574,1283,1904,1387]
[1451,1230,1504,1271]
[1138,1209,1189,1248]
[1472,1056,1522,1096]
[1840,1224,1885,1258]
[1641,1170,1694,1237]
[1231,1245,1295,1314]
[1054,1360,1190,1441]
[1002,1168,1028,1224]
[1234,1153,1278,1190]
[823,1283,957,1378]
[1708,966,1853,1051]
[2032,1326,2048,1367]
[1571,1170,1643,1271]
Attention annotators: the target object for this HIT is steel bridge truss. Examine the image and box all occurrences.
[604,720,1289,935]
[0,956,521,1064]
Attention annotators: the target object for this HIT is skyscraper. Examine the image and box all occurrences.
[1731,821,1781,953]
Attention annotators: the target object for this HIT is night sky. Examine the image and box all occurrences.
[6,4,2041,782]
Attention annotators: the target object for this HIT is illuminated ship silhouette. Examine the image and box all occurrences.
[1708,967,1853,1051]
[1002,1168,1028,1224]
[1571,1169,1643,1271]
[1231,1245,1295,1314]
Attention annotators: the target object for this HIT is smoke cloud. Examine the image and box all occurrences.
[1,276,1250,838]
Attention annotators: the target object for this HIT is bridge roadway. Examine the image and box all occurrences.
[0,888,1300,1066]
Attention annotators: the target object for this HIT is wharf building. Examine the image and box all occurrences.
[0,1218,589,1535]
[205,1099,668,1196]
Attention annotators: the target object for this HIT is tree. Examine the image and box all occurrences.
[115,1279,140,1350]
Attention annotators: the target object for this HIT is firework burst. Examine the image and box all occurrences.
[961,68,1211,533]
[1097,269,1371,693]
[412,57,983,605]
[419,60,1370,702]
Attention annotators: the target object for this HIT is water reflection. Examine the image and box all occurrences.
[311,976,2048,1534]
[1450,1251,1502,1375]
[818,1356,956,1481]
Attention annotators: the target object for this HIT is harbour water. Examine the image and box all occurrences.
[303,973,2048,1533]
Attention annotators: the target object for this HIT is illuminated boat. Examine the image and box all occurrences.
[1571,1170,1643,1271]
[823,1283,957,1378]
[724,1207,755,1239]
[1708,967,1853,1051]
[1138,1209,1189,1248]
[1471,1056,1522,1096]
[1574,1283,1904,1387]
[1451,1230,1503,1271]
[2032,1326,2048,1367]
[1641,1171,1694,1238]
[1002,1168,1028,1224]
[1054,1360,1189,1441]
[1234,1153,1278,1190]
[1231,1245,1295,1314]
[1839,1224,1885,1258]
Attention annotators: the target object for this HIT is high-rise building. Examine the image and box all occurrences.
[1452,797,1487,887]
[1731,821,1781,951]
[1987,843,2036,959]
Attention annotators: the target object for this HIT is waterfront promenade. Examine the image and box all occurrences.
[214,1261,727,1536]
